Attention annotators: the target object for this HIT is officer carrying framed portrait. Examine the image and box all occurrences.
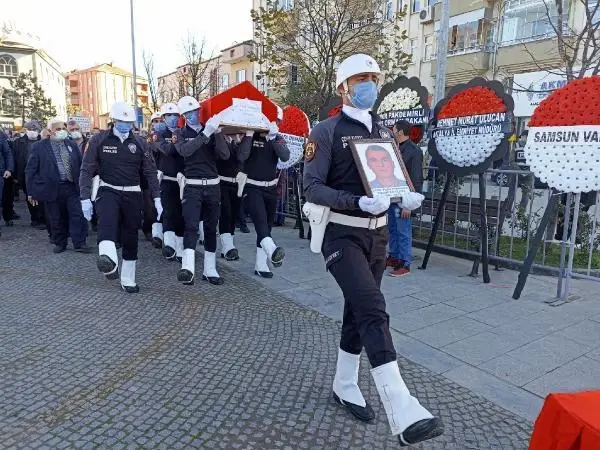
[348,138,414,202]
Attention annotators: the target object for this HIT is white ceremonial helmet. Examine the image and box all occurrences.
[109,101,136,122]
[150,111,162,121]
[335,54,381,90]
[160,103,179,116]
[177,96,201,115]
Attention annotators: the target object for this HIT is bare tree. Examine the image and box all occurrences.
[179,32,219,99]
[251,0,410,119]
[142,50,160,111]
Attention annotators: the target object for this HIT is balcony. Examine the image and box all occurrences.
[434,0,488,18]
[496,36,565,73]
[221,42,254,64]
[430,45,491,86]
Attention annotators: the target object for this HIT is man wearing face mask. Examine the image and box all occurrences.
[67,120,87,155]
[217,131,252,261]
[79,102,161,293]
[147,104,185,261]
[25,119,89,253]
[14,121,47,229]
[303,54,442,447]
[173,96,229,286]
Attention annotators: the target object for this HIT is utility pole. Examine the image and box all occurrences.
[434,0,450,106]
[130,0,139,122]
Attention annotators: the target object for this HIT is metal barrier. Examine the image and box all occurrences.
[277,165,600,289]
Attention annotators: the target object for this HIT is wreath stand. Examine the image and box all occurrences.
[420,172,492,284]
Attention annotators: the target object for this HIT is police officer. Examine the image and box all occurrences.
[80,102,162,293]
[240,113,289,278]
[303,54,443,446]
[174,96,229,285]
[217,131,252,260]
[148,111,165,249]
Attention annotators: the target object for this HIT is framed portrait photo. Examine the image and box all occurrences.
[348,139,415,202]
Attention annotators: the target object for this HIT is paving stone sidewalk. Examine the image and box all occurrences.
[0,211,532,449]
[232,222,600,424]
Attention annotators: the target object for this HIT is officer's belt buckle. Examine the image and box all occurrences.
[368,217,378,230]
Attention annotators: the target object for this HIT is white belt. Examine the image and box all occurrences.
[185,177,220,186]
[329,212,387,230]
[162,175,179,182]
[246,178,278,187]
[99,180,141,192]
[219,176,237,184]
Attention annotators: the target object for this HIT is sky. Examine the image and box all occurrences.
[2,0,254,77]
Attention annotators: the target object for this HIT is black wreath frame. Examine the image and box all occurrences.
[373,75,429,116]
[427,77,515,177]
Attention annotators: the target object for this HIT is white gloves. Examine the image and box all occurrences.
[400,192,425,211]
[154,198,163,220]
[358,196,391,215]
[203,115,221,138]
[266,122,278,141]
[81,199,93,221]
[245,130,254,137]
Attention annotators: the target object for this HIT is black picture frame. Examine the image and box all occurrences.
[348,138,415,203]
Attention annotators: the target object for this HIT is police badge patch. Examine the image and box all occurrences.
[305,141,316,162]
[128,143,137,153]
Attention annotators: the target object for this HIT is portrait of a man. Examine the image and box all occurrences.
[365,145,403,189]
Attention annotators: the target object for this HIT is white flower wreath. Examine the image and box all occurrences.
[379,87,421,113]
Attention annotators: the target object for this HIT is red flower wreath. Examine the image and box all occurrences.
[279,105,310,137]
[529,76,600,127]
[438,86,506,119]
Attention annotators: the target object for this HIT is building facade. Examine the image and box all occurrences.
[65,63,149,130]
[158,40,259,106]
[0,23,67,130]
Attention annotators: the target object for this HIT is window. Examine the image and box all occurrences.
[385,0,394,20]
[448,19,493,53]
[412,0,421,13]
[290,64,299,84]
[236,69,246,83]
[221,73,229,89]
[423,35,434,61]
[590,2,600,25]
[409,38,418,62]
[0,89,16,115]
[0,55,18,77]
[230,49,235,58]
[501,0,569,44]
[278,0,293,10]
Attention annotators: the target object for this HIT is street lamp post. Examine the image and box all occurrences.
[434,0,450,106]
[130,0,139,123]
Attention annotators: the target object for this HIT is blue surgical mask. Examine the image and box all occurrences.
[164,115,179,129]
[184,110,200,126]
[154,122,167,133]
[114,121,133,134]
[350,81,378,110]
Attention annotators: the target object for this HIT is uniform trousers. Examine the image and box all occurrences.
[244,186,277,247]
[322,223,396,368]
[2,175,15,221]
[96,187,142,260]
[45,182,87,248]
[182,184,220,252]
[219,182,240,235]
[161,180,184,236]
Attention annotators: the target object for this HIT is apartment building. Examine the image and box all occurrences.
[252,0,595,132]
[158,40,258,106]
[65,63,149,130]
[0,22,67,129]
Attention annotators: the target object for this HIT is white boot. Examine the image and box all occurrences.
[220,233,239,261]
[175,236,184,260]
[120,260,139,293]
[260,236,285,267]
[98,240,118,279]
[162,231,177,260]
[178,248,195,285]
[202,251,223,285]
[198,221,205,245]
[371,361,443,445]
[332,349,375,422]
[254,247,272,278]
[151,222,163,248]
